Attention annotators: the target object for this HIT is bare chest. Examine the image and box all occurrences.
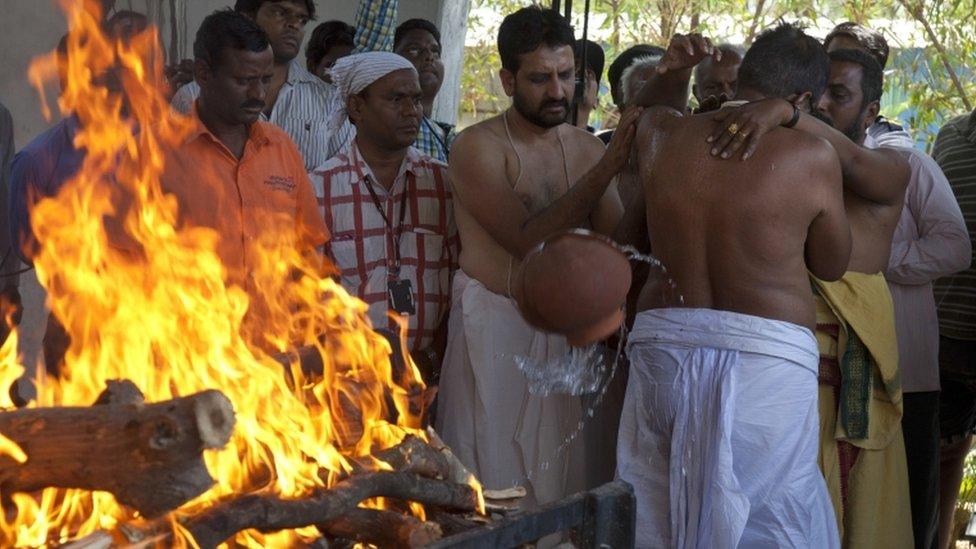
[506,148,570,214]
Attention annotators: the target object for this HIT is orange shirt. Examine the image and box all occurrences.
[160,110,329,286]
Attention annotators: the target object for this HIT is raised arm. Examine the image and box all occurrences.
[352,0,397,53]
[449,108,641,260]
[886,152,971,285]
[632,33,718,112]
[708,98,910,206]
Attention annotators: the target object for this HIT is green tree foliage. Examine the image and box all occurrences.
[461,0,976,149]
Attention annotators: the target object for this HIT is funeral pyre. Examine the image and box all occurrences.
[0,1,484,546]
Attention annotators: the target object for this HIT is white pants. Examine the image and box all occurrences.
[435,270,585,508]
[619,308,839,548]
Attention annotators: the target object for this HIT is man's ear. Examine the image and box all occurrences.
[862,99,880,132]
[500,68,516,97]
[193,59,211,87]
[347,93,364,125]
[787,91,814,113]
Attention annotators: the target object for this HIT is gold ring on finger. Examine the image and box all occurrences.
[727,123,740,135]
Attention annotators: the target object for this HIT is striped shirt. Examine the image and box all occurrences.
[353,0,455,162]
[932,110,976,340]
[170,60,354,172]
[311,140,459,352]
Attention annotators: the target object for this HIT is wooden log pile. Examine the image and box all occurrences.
[0,380,487,548]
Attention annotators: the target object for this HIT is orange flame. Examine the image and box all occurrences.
[0,0,460,546]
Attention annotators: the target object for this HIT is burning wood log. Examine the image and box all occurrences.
[185,471,479,548]
[320,507,442,548]
[343,434,452,480]
[0,385,235,517]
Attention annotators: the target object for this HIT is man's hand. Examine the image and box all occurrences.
[602,106,644,174]
[657,33,719,75]
[706,98,794,160]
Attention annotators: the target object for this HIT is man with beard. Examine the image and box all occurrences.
[435,6,639,509]
[708,45,915,548]
[615,25,849,547]
[820,48,969,549]
[171,0,351,171]
[824,22,915,150]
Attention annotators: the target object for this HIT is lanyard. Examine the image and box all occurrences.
[362,173,409,277]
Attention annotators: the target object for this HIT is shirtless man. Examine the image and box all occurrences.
[707,37,914,549]
[617,24,851,547]
[434,6,639,508]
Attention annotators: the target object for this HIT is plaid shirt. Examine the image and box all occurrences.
[311,141,459,351]
[353,0,455,162]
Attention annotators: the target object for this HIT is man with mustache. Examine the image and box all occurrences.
[157,10,327,308]
[171,0,351,172]
[435,6,639,509]
[309,51,458,385]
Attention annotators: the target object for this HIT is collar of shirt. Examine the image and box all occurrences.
[285,58,321,87]
[185,102,275,157]
[346,139,421,194]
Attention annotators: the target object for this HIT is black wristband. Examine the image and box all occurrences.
[783,102,801,128]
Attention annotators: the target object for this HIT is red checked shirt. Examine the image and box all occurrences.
[311,141,459,352]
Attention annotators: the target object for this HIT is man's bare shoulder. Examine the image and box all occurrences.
[452,115,508,154]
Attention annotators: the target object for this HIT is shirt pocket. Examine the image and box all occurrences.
[402,227,447,280]
[287,118,329,170]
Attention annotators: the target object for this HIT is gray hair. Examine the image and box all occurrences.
[620,54,663,105]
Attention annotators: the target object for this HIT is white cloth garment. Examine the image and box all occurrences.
[619,308,839,549]
[328,51,417,132]
[435,270,585,508]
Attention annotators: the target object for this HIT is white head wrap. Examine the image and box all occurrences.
[329,51,418,131]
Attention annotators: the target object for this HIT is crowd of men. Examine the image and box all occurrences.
[0,1,974,548]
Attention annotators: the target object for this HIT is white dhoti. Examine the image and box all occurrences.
[619,308,839,548]
[435,270,585,507]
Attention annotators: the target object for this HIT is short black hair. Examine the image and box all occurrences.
[607,44,666,106]
[738,23,830,103]
[233,0,315,21]
[305,20,354,71]
[194,9,271,71]
[394,18,441,49]
[824,22,889,69]
[574,39,605,85]
[497,6,574,73]
[829,48,883,108]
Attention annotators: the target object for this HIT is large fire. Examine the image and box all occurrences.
[0,1,471,546]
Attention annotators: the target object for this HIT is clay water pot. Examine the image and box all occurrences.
[514,229,632,346]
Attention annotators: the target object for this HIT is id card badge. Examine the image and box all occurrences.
[388,278,416,315]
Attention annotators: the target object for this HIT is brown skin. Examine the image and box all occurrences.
[692,52,742,104]
[574,67,599,129]
[314,43,354,83]
[247,0,311,117]
[629,107,851,330]
[707,61,909,274]
[632,33,718,111]
[394,29,444,117]
[194,46,274,159]
[347,69,423,190]
[449,44,638,295]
